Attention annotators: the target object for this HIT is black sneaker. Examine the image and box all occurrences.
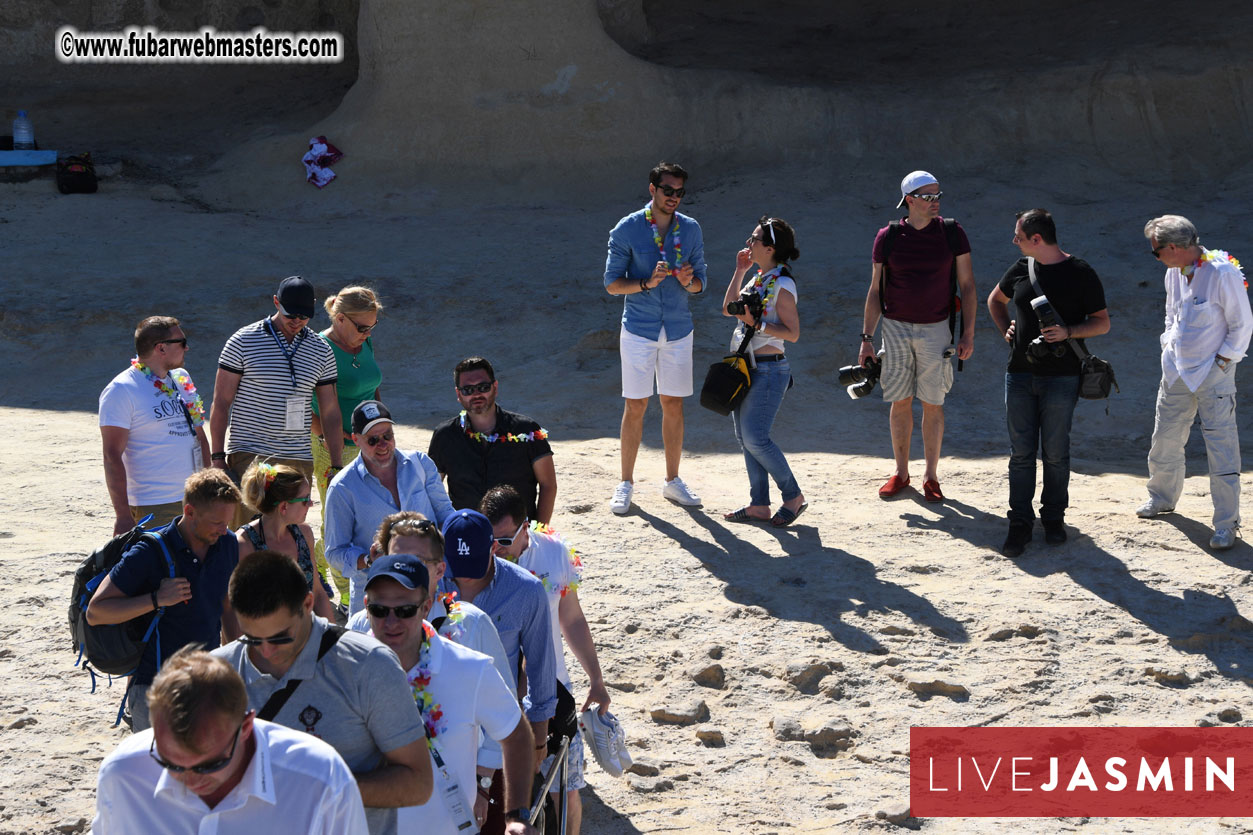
[1042,519,1067,545]
[1002,522,1032,558]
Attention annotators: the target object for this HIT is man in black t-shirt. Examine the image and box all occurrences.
[428,357,557,524]
[987,209,1110,557]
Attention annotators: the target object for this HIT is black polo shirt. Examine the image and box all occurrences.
[428,406,553,519]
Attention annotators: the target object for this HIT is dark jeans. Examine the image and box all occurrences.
[1005,372,1079,525]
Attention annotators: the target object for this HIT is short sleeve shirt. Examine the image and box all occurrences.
[311,334,382,441]
[515,525,583,686]
[98,365,201,505]
[873,217,971,324]
[998,256,1107,375]
[427,407,553,519]
[218,319,338,460]
[108,517,239,685]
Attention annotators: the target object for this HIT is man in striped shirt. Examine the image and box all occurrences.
[209,276,344,519]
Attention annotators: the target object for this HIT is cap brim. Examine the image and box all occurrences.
[278,303,315,319]
[357,417,394,437]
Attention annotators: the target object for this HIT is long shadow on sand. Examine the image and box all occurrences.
[635,508,969,654]
[1007,540,1253,685]
[579,785,645,835]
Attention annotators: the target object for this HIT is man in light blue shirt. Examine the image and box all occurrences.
[325,400,454,611]
[603,161,707,515]
[436,510,556,780]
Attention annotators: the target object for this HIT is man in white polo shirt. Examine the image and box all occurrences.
[209,276,344,522]
[99,315,211,534]
[362,553,538,835]
[93,646,368,834]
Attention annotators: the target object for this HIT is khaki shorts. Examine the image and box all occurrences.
[879,317,954,405]
[129,500,183,529]
[226,452,314,527]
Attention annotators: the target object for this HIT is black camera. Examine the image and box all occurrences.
[726,290,764,320]
[1027,295,1068,361]
[838,352,883,399]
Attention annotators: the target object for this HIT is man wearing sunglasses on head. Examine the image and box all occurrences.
[359,554,538,835]
[209,276,344,526]
[859,170,977,504]
[212,550,433,835]
[428,356,557,525]
[325,400,454,613]
[100,315,213,535]
[94,647,368,834]
[604,160,708,514]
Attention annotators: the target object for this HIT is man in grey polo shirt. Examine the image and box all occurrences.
[212,550,432,835]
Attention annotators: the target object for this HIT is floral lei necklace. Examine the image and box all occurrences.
[501,522,584,598]
[435,591,465,641]
[644,204,682,276]
[745,267,783,316]
[459,411,549,444]
[130,358,206,427]
[1197,249,1247,288]
[407,621,447,746]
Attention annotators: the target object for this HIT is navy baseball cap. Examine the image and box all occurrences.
[365,553,430,592]
[442,510,494,578]
[276,275,316,319]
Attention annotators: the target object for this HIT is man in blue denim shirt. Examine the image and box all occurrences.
[604,161,707,515]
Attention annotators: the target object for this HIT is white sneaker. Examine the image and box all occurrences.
[610,481,633,515]
[1136,498,1174,518]
[580,706,630,778]
[662,476,702,507]
[1210,527,1240,550]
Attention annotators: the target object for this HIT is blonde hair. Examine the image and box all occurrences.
[324,285,383,318]
[240,461,308,514]
[147,647,247,753]
[184,469,241,510]
[374,511,443,559]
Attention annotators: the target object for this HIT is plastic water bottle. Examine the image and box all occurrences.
[12,110,34,150]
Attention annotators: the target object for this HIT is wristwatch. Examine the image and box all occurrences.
[503,807,531,824]
[1216,356,1233,371]
[478,774,493,791]
[860,333,874,342]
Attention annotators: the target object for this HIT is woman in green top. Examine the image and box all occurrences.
[311,285,384,609]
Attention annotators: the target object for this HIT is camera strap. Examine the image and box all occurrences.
[1027,257,1088,360]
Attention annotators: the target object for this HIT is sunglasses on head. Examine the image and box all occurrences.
[910,191,943,203]
[237,632,296,647]
[494,519,528,547]
[457,381,494,396]
[287,494,316,505]
[366,430,394,447]
[655,184,686,198]
[157,338,188,348]
[366,603,422,619]
[149,719,246,774]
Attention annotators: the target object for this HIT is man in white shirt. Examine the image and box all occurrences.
[362,553,539,835]
[1139,215,1253,549]
[99,316,211,535]
[93,646,368,835]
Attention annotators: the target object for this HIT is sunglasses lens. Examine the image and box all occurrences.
[367,604,420,619]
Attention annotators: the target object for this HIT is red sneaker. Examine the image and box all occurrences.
[879,474,910,498]
[923,479,944,503]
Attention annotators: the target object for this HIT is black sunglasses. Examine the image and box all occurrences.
[281,312,310,321]
[149,719,245,774]
[157,338,188,348]
[366,430,394,447]
[366,603,422,619]
[655,184,686,198]
[237,632,296,647]
[457,381,494,396]
[342,313,377,334]
[1151,245,1167,258]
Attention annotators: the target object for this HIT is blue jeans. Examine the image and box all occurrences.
[1005,372,1079,524]
[732,358,801,506]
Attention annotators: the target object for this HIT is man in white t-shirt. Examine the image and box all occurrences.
[362,554,539,835]
[99,316,211,534]
[94,646,368,835]
[481,485,610,835]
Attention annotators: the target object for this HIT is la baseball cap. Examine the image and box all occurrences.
[897,170,939,208]
[442,510,494,579]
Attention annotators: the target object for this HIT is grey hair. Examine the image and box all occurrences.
[1144,215,1199,248]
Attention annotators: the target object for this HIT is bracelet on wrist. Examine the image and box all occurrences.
[210,452,226,461]
[151,590,160,611]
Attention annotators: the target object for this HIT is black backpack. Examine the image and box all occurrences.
[68,519,176,692]
[56,153,98,194]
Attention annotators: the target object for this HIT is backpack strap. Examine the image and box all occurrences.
[257,625,346,721]
[141,532,179,674]
[877,220,903,316]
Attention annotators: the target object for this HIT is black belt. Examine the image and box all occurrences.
[752,354,786,362]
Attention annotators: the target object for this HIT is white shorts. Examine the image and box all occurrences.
[620,325,693,399]
[541,729,587,791]
[879,317,954,405]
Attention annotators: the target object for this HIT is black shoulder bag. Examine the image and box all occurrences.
[700,325,754,416]
[1026,257,1118,403]
[257,625,346,721]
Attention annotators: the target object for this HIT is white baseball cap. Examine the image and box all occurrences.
[897,170,939,208]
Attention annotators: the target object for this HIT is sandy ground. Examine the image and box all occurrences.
[2,166,1252,835]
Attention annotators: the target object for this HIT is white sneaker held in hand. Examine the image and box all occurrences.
[580,706,629,778]
[662,476,701,507]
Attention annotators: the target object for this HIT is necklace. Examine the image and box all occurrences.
[746,267,783,314]
[644,204,682,276]
[459,411,548,444]
[407,622,446,746]
[131,359,206,427]
[323,329,364,368]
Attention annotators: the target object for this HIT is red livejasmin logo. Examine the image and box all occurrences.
[910,727,1253,817]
